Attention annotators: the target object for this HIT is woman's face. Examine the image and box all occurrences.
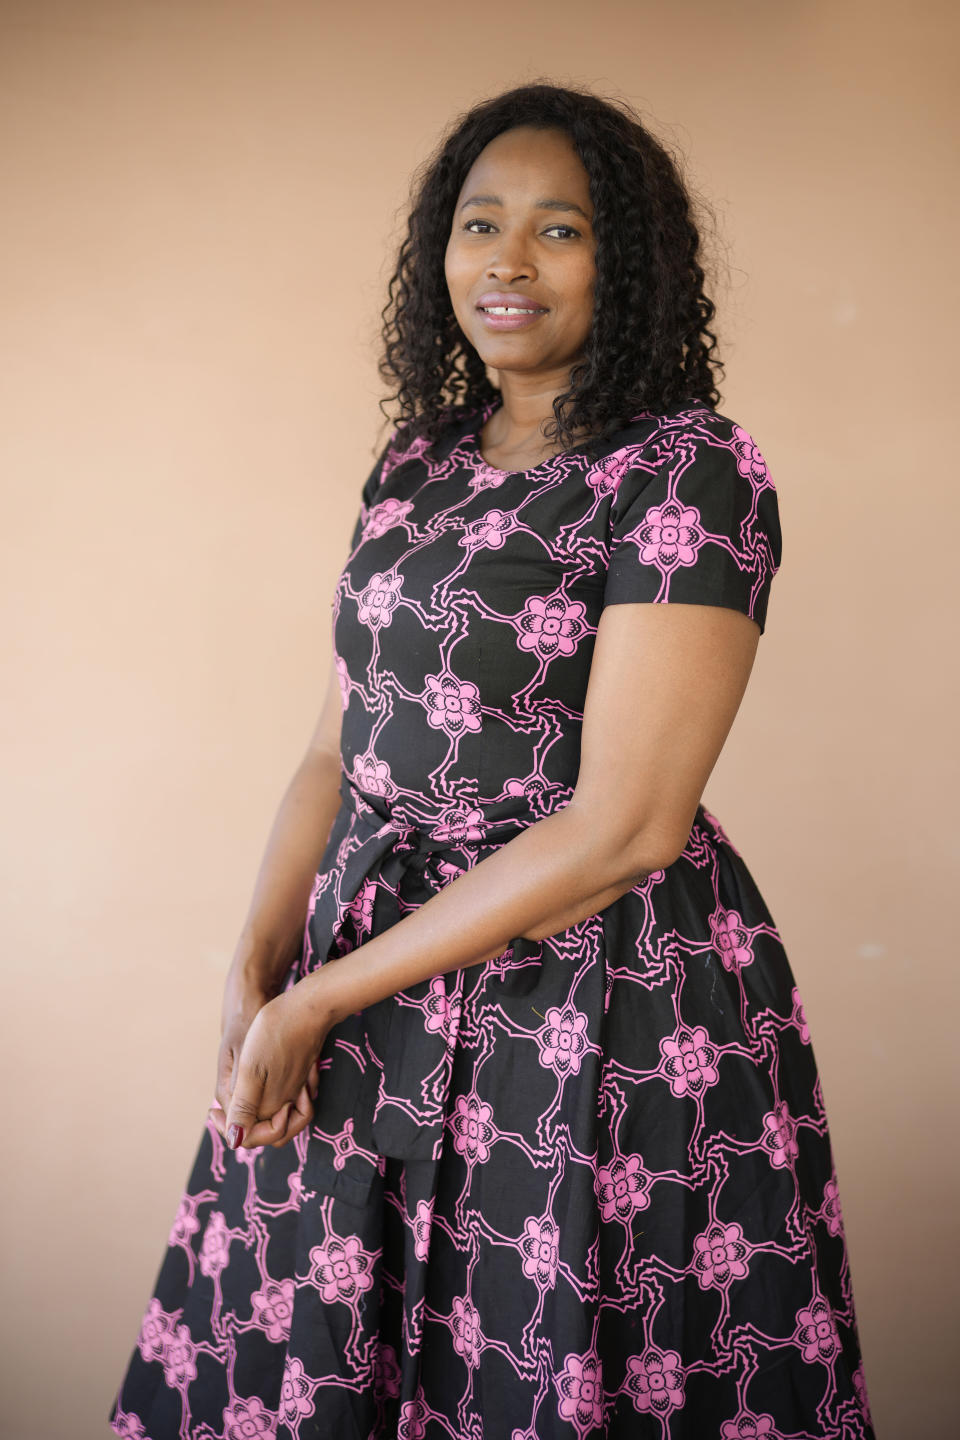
[444,125,597,384]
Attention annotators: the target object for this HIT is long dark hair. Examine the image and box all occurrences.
[377,80,724,459]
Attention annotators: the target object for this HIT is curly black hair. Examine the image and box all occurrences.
[377,80,724,460]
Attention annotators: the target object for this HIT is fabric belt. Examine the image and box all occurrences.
[302,778,528,1163]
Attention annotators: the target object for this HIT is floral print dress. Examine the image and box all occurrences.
[111,401,874,1439]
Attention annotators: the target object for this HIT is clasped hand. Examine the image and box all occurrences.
[208,980,333,1151]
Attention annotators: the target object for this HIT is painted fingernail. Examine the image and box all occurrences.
[227,1124,244,1149]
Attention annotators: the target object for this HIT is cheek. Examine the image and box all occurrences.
[570,267,596,324]
[579,258,598,303]
[444,246,471,303]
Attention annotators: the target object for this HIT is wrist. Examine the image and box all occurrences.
[295,962,349,1033]
[227,929,294,1006]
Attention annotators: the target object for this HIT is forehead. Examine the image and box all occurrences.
[457,126,592,210]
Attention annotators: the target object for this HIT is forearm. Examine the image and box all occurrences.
[231,745,344,996]
[299,804,666,1029]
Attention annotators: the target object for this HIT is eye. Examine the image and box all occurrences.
[461,220,581,239]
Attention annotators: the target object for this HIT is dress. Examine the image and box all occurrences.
[111,400,874,1440]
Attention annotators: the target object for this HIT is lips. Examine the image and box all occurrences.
[475,291,549,312]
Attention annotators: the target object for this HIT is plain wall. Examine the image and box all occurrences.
[2,2,957,1436]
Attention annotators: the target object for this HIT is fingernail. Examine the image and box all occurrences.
[227,1124,244,1149]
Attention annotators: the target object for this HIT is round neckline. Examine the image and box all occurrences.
[463,400,604,479]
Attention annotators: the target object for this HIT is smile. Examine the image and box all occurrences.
[477,307,549,331]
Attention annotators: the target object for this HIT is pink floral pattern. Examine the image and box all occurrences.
[335,653,350,710]
[450,1093,497,1164]
[422,672,482,737]
[450,1296,482,1368]
[331,1118,357,1170]
[820,1176,845,1238]
[585,448,635,498]
[712,906,754,971]
[519,1214,560,1288]
[731,424,769,484]
[308,1232,374,1305]
[111,1414,146,1440]
[160,1324,197,1388]
[693,1221,753,1288]
[345,874,376,936]
[628,499,704,568]
[762,1100,800,1169]
[398,1397,428,1440]
[363,495,413,540]
[413,1198,433,1262]
[222,1396,275,1439]
[374,1342,402,1401]
[357,569,402,628]
[423,975,462,1039]
[434,805,485,843]
[596,1153,651,1223]
[555,1351,605,1436]
[659,1024,720,1098]
[137,1298,174,1365]
[794,1295,842,1364]
[792,985,811,1044]
[352,751,395,799]
[251,1278,296,1343]
[279,1356,316,1427]
[516,592,588,659]
[624,1346,686,1416]
[198,1210,231,1278]
[721,1413,779,1439]
[536,1003,590,1078]
[168,1194,200,1249]
[460,509,514,549]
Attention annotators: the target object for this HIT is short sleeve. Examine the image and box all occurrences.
[346,425,406,550]
[602,412,782,635]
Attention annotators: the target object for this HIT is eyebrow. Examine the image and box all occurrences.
[459,193,592,222]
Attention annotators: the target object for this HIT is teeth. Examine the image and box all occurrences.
[483,306,541,315]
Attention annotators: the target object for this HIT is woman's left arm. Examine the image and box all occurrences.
[217,599,760,1149]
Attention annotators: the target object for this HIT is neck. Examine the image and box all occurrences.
[486,369,578,449]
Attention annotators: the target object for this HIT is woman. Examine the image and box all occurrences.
[111,82,874,1439]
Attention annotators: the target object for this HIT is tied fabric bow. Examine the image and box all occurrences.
[301,780,527,1166]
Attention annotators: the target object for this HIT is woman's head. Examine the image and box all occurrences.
[443,124,598,416]
[378,81,723,455]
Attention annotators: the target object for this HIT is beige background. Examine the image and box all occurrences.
[2,1,957,1436]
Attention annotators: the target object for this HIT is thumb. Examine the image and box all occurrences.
[224,1066,265,1150]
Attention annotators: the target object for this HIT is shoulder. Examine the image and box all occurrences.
[592,404,771,475]
[595,404,776,514]
[370,406,482,494]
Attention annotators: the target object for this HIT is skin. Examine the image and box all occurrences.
[444,125,598,469]
[210,125,761,1151]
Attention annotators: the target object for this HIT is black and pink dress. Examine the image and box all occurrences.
[111,401,874,1439]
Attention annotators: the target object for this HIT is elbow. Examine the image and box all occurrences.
[567,803,687,890]
[610,824,685,884]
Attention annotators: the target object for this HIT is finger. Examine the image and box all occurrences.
[224,1062,268,1150]
[215,1051,236,1116]
[268,1085,314,1149]
[208,1103,227,1140]
[242,1102,293,1150]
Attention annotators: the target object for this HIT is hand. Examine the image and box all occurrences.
[209,982,331,1151]
[213,967,273,1123]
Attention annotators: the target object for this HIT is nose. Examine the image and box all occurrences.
[486,229,538,284]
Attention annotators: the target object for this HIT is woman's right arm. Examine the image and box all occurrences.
[214,652,345,1120]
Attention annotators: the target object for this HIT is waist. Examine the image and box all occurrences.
[338,775,534,856]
